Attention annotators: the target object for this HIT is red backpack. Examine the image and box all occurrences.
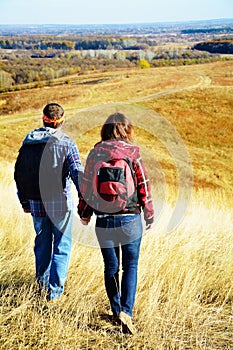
[91,157,138,214]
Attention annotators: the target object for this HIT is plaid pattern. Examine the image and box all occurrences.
[18,132,82,217]
[29,195,73,217]
[78,140,154,225]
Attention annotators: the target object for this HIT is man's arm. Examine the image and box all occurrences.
[66,142,83,195]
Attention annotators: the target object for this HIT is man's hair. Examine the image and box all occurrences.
[43,103,64,129]
[101,113,134,143]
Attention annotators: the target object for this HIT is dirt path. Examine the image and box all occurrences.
[132,72,211,103]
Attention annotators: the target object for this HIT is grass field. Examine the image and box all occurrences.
[0,60,233,349]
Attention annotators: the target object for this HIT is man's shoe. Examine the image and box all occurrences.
[118,311,136,335]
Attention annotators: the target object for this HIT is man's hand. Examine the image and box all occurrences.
[23,207,31,213]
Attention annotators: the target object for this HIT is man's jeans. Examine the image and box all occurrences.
[32,210,73,300]
[95,214,142,317]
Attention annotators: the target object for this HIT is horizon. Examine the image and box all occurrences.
[0,17,232,27]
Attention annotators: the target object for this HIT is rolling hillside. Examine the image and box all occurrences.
[0,60,233,349]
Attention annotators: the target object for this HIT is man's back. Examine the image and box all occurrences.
[15,126,82,217]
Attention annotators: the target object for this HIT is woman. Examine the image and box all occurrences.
[78,112,154,334]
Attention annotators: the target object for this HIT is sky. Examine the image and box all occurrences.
[0,0,232,25]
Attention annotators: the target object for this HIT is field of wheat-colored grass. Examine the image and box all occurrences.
[0,60,233,349]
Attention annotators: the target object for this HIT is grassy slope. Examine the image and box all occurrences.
[0,60,233,349]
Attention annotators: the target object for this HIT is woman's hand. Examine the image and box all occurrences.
[146,223,153,230]
[80,217,91,225]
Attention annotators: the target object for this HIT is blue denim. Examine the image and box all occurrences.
[95,214,142,317]
[32,210,73,300]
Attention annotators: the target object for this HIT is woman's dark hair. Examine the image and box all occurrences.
[43,103,64,129]
[101,113,134,142]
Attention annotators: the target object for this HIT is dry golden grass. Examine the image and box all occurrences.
[1,60,233,349]
[142,87,233,192]
[0,165,233,349]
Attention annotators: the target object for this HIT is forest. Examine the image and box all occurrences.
[193,38,233,54]
[0,20,233,92]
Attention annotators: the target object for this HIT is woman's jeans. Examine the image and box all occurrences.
[95,214,142,317]
[32,210,73,300]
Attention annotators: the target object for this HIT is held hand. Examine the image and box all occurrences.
[80,217,91,226]
[146,223,153,230]
[23,208,31,213]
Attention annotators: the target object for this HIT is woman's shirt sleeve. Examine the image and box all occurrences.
[133,155,154,225]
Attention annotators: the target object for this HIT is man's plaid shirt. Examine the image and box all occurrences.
[78,140,154,225]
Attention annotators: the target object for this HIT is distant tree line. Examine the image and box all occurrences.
[0,35,157,51]
[182,27,233,34]
[193,39,233,54]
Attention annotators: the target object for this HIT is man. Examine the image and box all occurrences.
[14,103,83,301]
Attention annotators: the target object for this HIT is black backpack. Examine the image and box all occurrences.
[14,141,68,200]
